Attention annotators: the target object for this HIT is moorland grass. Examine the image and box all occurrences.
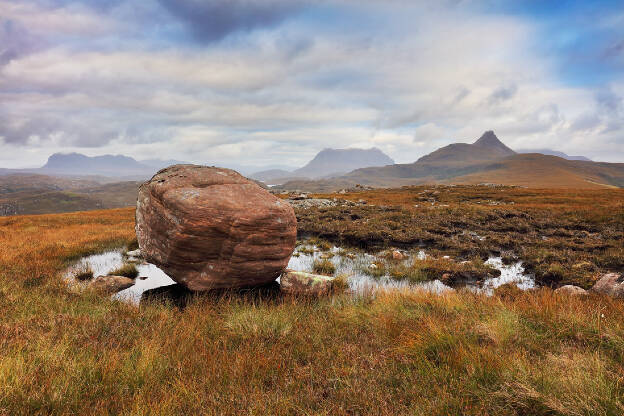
[0,205,623,415]
[299,186,624,288]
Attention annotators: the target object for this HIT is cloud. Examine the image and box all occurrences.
[595,89,622,113]
[0,19,43,65]
[1,0,624,167]
[157,0,305,43]
[488,84,518,105]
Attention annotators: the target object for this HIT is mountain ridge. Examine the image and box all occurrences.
[276,131,624,191]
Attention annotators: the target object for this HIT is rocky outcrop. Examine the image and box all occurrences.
[280,270,337,295]
[554,285,588,296]
[90,275,135,294]
[591,273,624,298]
[136,165,297,291]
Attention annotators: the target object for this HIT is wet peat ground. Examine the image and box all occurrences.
[290,185,624,289]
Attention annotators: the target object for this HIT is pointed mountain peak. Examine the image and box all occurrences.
[473,131,515,155]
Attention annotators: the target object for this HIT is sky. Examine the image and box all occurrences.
[1,0,623,169]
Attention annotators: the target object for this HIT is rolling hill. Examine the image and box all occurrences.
[0,174,140,216]
[447,154,624,188]
[515,148,591,161]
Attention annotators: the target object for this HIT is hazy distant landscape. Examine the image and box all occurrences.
[2,130,622,216]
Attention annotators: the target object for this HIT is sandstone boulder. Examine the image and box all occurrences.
[136,165,297,291]
[591,273,624,298]
[554,285,587,296]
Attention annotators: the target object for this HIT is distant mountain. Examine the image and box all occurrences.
[515,148,591,161]
[276,131,624,191]
[251,148,394,183]
[294,148,394,178]
[418,131,515,164]
[42,153,155,177]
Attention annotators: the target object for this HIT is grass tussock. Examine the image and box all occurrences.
[108,263,139,278]
[73,264,94,281]
[312,258,336,275]
[1,201,624,414]
[365,256,500,283]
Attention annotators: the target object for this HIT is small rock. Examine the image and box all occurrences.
[89,275,135,294]
[280,270,336,295]
[591,273,624,298]
[125,249,142,258]
[555,285,588,296]
[391,250,404,260]
[369,263,378,269]
[291,193,309,200]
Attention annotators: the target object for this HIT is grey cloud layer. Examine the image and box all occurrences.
[158,0,306,43]
[0,0,623,167]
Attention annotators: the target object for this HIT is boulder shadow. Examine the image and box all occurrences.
[140,280,282,309]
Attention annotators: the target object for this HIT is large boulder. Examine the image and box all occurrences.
[591,273,624,298]
[136,165,297,291]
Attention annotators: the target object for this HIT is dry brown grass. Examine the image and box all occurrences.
[1,205,624,414]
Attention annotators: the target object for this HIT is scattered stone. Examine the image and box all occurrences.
[369,263,378,269]
[555,285,588,296]
[591,273,624,298]
[136,165,297,291]
[90,275,134,294]
[391,250,404,260]
[280,269,336,295]
[125,249,142,258]
[287,198,337,209]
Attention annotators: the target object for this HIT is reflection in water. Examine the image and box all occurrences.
[64,251,176,304]
[64,242,535,304]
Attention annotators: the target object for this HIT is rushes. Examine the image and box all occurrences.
[312,258,336,275]
[108,263,139,278]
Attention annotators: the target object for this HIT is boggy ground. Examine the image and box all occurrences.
[1,204,624,415]
[295,186,624,288]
